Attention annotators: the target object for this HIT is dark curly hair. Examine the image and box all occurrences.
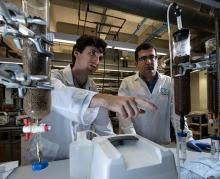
[72,35,107,65]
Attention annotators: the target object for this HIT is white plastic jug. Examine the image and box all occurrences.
[69,131,92,179]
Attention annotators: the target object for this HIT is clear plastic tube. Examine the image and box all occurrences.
[210,136,220,161]
[177,132,187,164]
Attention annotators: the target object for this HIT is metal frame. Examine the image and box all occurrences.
[78,1,126,40]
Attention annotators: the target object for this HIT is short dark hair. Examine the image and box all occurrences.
[72,35,107,64]
[135,42,157,62]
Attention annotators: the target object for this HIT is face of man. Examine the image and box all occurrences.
[74,46,104,75]
[136,48,158,79]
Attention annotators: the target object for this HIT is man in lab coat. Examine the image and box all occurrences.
[23,35,156,163]
[118,42,210,152]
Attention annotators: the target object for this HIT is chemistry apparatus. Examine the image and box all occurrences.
[0,0,53,170]
[167,2,220,163]
[167,3,191,168]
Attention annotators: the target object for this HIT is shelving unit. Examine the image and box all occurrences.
[91,69,136,94]
[186,113,208,139]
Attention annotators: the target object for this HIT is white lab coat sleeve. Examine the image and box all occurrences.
[51,78,99,125]
[170,80,193,141]
[118,79,136,134]
[92,107,115,136]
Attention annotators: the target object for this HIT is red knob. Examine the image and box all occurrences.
[44,124,49,132]
[25,133,30,140]
[23,118,29,126]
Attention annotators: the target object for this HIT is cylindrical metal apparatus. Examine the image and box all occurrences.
[173,29,191,116]
[207,68,218,116]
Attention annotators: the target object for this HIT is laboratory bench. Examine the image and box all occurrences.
[7,139,213,179]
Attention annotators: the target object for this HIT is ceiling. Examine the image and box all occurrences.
[50,0,165,44]
[50,0,215,52]
[0,0,218,60]
[0,0,219,93]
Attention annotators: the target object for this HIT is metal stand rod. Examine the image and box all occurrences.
[215,9,220,136]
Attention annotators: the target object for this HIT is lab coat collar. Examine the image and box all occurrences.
[134,71,161,81]
[63,65,74,85]
[63,64,94,90]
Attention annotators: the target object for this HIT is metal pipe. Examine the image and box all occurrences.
[99,7,108,38]
[78,4,126,39]
[77,0,81,35]
[144,22,167,43]
[88,9,125,21]
[194,0,220,9]
[82,3,89,35]
[79,19,123,29]
[105,26,112,39]
[116,18,126,40]
[86,0,215,33]
[87,7,126,39]
[127,17,147,42]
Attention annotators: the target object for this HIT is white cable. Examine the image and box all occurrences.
[167,3,181,179]
[167,3,174,79]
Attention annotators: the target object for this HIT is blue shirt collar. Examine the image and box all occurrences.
[138,72,159,93]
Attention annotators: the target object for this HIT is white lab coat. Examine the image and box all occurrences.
[118,72,192,145]
[22,65,114,163]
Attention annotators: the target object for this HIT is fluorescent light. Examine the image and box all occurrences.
[98,68,135,73]
[92,77,122,81]
[114,47,167,55]
[52,65,66,68]
[53,40,113,48]
[52,33,169,55]
[50,66,136,73]
[157,52,167,56]
[114,47,135,52]
[191,69,200,73]
[0,61,22,65]
[53,38,76,45]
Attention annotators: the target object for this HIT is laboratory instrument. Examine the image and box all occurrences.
[69,134,178,179]
[0,0,53,170]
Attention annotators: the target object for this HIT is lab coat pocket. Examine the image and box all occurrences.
[158,93,169,108]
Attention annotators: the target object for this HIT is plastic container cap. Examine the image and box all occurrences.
[177,131,187,137]
[32,160,48,171]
